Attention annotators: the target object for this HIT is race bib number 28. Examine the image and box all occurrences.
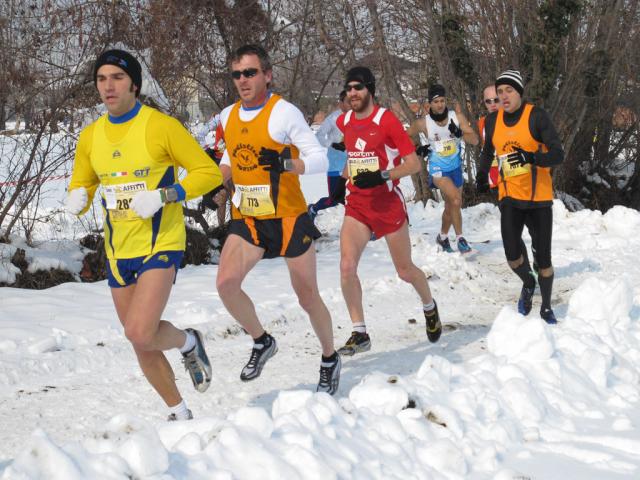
[104,181,146,221]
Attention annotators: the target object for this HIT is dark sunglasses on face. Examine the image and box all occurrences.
[484,98,500,105]
[231,68,260,80]
[344,82,367,92]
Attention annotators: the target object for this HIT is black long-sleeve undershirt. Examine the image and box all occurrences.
[479,103,564,181]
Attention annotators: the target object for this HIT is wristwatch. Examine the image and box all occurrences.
[161,186,179,203]
[283,158,294,172]
[381,170,391,181]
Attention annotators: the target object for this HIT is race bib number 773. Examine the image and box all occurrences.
[233,184,275,217]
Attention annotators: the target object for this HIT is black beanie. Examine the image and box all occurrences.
[93,49,142,97]
[428,84,446,103]
[345,66,376,97]
[495,69,524,97]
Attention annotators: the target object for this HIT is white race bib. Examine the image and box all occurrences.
[234,184,275,217]
[103,182,147,221]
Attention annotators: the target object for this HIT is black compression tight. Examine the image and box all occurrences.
[500,203,552,269]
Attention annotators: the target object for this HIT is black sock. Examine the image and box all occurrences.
[254,332,270,345]
[539,273,554,311]
[322,351,338,363]
[512,261,536,288]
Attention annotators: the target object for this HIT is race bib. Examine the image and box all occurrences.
[104,182,146,221]
[348,155,380,180]
[499,153,532,178]
[434,139,458,157]
[233,184,275,217]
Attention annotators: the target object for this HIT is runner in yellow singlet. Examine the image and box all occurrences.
[65,49,222,420]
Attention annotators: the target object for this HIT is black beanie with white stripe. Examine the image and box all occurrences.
[495,69,524,97]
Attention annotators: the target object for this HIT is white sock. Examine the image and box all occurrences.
[353,322,367,333]
[438,233,448,241]
[456,234,464,241]
[169,400,190,420]
[179,330,196,354]
[423,301,435,312]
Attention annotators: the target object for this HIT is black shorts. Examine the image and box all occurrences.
[229,213,321,259]
[499,202,552,269]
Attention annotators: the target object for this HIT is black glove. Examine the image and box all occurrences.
[331,141,346,152]
[506,148,536,167]
[353,170,386,189]
[475,175,490,194]
[258,147,291,173]
[415,144,431,158]
[448,119,463,138]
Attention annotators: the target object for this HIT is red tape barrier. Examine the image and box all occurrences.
[0,173,70,187]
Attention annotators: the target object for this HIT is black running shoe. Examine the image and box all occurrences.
[337,331,371,356]
[317,354,341,395]
[424,301,442,343]
[518,284,536,315]
[240,334,278,381]
[181,329,212,393]
[436,235,454,253]
[540,308,557,325]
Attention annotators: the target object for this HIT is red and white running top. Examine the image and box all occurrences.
[337,105,415,196]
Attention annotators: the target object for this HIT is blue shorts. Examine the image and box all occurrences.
[106,251,183,288]
[429,166,463,189]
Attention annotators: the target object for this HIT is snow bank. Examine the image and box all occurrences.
[3,276,639,479]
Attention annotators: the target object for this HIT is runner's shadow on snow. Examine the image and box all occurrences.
[245,322,489,406]
[335,324,490,393]
[553,259,600,277]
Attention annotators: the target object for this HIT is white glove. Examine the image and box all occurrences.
[130,189,164,219]
[65,187,88,215]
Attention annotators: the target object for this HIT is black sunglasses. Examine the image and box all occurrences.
[344,82,367,92]
[231,68,260,80]
[484,98,499,105]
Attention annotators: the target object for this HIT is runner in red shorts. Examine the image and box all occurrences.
[335,67,442,356]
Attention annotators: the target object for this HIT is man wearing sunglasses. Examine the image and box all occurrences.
[408,84,479,254]
[478,85,501,189]
[335,66,442,356]
[66,49,222,421]
[215,44,341,395]
[476,69,564,324]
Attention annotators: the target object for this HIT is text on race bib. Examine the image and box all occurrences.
[104,181,147,221]
[434,139,458,157]
[498,153,532,178]
[233,184,275,217]
[348,154,380,180]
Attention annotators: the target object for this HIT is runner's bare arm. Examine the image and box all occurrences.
[219,164,234,191]
[459,113,479,145]
[406,118,427,145]
[388,152,421,179]
[454,105,479,146]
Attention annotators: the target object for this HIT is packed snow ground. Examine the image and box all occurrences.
[2,176,640,479]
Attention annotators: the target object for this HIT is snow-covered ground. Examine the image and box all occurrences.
[2,176,640,479]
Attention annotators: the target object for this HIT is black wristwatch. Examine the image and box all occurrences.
[381,170,391,181]
[161,186,179,203]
